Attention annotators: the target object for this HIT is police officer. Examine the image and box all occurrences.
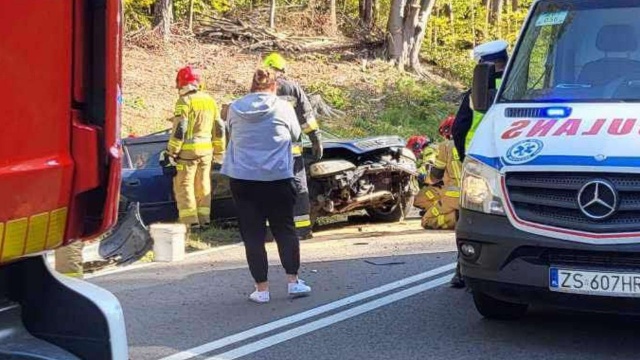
[422,117,465,288]
[452,40,509,162]
[420,116,461,231]
[263,53,322,240]
[163,66,225,230]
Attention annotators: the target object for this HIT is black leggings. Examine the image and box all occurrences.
[229,178,300,283]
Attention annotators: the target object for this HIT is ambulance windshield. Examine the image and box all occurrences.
[500,0,640,103]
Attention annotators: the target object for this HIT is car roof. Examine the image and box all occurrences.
[123,130,170,145]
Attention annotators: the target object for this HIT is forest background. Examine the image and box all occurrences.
[122,0,534,140]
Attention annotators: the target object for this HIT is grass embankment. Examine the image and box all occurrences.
[122,41,462,142]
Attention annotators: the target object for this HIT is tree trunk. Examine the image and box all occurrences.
[470,0,476,47]
[387,0,405,65]
[360,0,375,28]
[269,0,276,28]
[386,0,436,71]
[373,0,379,25]
[484,0,490,37]
[409,0,436,70]
[330,0,337,33]
[188,0,194,32]
[511,0,518,11]
[448,0,454,36]
[490,0,503,24]
[154,0,173,41]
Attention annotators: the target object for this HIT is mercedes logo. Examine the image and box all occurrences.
[577,180,618,220]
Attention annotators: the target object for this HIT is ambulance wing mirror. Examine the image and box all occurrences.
[471,63,496,113]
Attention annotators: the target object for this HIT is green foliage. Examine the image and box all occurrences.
[424,0,535,83]
[324,75,456,140]
[124,0,155,31]
[124,0,233,32]
[307,82,350,110]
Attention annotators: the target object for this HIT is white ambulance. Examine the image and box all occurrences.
[458,0,640,319]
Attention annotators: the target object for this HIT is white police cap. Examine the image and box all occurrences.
[472,40,509,62]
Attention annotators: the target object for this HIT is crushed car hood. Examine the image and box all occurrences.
[318,136,406,155]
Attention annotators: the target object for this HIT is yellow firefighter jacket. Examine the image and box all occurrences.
[428,140,462,197]
[167,91,226,163]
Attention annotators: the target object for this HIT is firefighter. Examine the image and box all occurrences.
[407,135,438,213]
[163,66,225,229]
[420,116,461,231]
[452,40,509,162]
[263,53,323,240]
[54,242,84,278]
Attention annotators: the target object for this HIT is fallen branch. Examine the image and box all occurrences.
[196,15,384,53]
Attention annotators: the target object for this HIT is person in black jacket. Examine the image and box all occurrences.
[452,40,509,163]
[263,53,323,240]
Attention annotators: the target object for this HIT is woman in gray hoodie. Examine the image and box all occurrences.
[221,69,312,303]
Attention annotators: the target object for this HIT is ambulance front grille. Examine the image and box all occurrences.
[505,172,640,234]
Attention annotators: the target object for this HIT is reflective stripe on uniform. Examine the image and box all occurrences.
[61,272,83,278]
[445,190,461,197]
[466,79,502,149]
[179,208,197,218]
[431,207,440,216]
[197,207,211,216]
[437,215,446,227]
[451,147,462,188]
[292,144,303,155]
[301,118,319,134]
[294,215,311,228]
[425,190,435,200]
[181,142,213,151]
[434,159,446,169]
[168,138,183,153]
[176,164,185,171]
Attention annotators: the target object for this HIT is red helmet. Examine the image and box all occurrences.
[439,115,455,139]
[176,66,201,89]
[406,135,431,157]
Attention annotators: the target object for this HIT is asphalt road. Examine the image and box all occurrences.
[90,217,640,360]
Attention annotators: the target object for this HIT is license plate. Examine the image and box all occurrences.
[549,267,640,298]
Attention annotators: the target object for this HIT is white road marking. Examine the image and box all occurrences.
[207,275,452,360]
[159,262,456,360]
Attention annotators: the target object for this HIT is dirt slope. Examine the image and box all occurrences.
[122,38,463,138]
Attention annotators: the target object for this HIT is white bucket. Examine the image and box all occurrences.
[150,223,187,262]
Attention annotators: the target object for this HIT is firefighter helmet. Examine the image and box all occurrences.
[439,115,455,139]
[176,66,201,89]
[263,53,287,72]
[406,135,431,157]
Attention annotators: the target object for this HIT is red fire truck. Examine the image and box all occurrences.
[0,1,128,358]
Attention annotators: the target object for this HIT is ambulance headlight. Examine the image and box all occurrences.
[461,158,505,216]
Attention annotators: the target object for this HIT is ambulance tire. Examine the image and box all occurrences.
[366,195,414,223]
[472,291,528,321]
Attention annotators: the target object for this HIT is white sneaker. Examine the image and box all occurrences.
[249,290,270,304]
[288,279,311,297]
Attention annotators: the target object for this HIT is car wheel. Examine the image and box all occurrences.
[472,291,528,320]
[366,195,414,223]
